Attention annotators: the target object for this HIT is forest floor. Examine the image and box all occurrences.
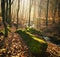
[0,32,60,57]
[0,33,32,57]
[0,26,60,57]
[30,34,60,57]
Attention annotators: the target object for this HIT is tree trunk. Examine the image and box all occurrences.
[16,0,20,29]
[53,0,57,24]
[1,0,8,37]
[58,3,60,24]
[33,0,36,28]
[6,0,9,24]
[46,0,49,26]
[38,0,42,30]
[9,0,11,26]
[28,0,32,27]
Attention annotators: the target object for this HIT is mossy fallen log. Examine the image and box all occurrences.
[16,30,48,54]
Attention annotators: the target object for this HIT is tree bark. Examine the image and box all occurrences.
[9,0,11,26]
[16,0,20,29]
[38,0,42,30]
[46,0,49,26]
[28,0,32,27]
[53,0,57,24]
[1,0,8,37]
[58,3,60,24]
[6,0,8,23]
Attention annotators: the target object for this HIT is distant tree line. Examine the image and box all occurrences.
[1,0,60,37]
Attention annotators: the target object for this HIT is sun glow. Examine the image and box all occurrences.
[11,0,35,21]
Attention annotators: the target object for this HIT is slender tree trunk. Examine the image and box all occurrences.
[38,0,42,30]
[6,0,14,26]
[1,0,8,37]
[5,0,11,26]
[28,0,32,27]
[6,0,8,23]
[58,3,60,24]
[9,0,11,26]
[16,0,20,29]
[46,0,49,26]
[53,0,57,24]
[6,0,8,24]
[33,0,36,28]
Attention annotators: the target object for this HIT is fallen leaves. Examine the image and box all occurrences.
[4,33,32,57]
[47,42,60,57]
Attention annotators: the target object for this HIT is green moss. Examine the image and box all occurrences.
[0,26,11,35]
[0,30,5,35]
[26,28,44,36]
[16,30,48,54]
